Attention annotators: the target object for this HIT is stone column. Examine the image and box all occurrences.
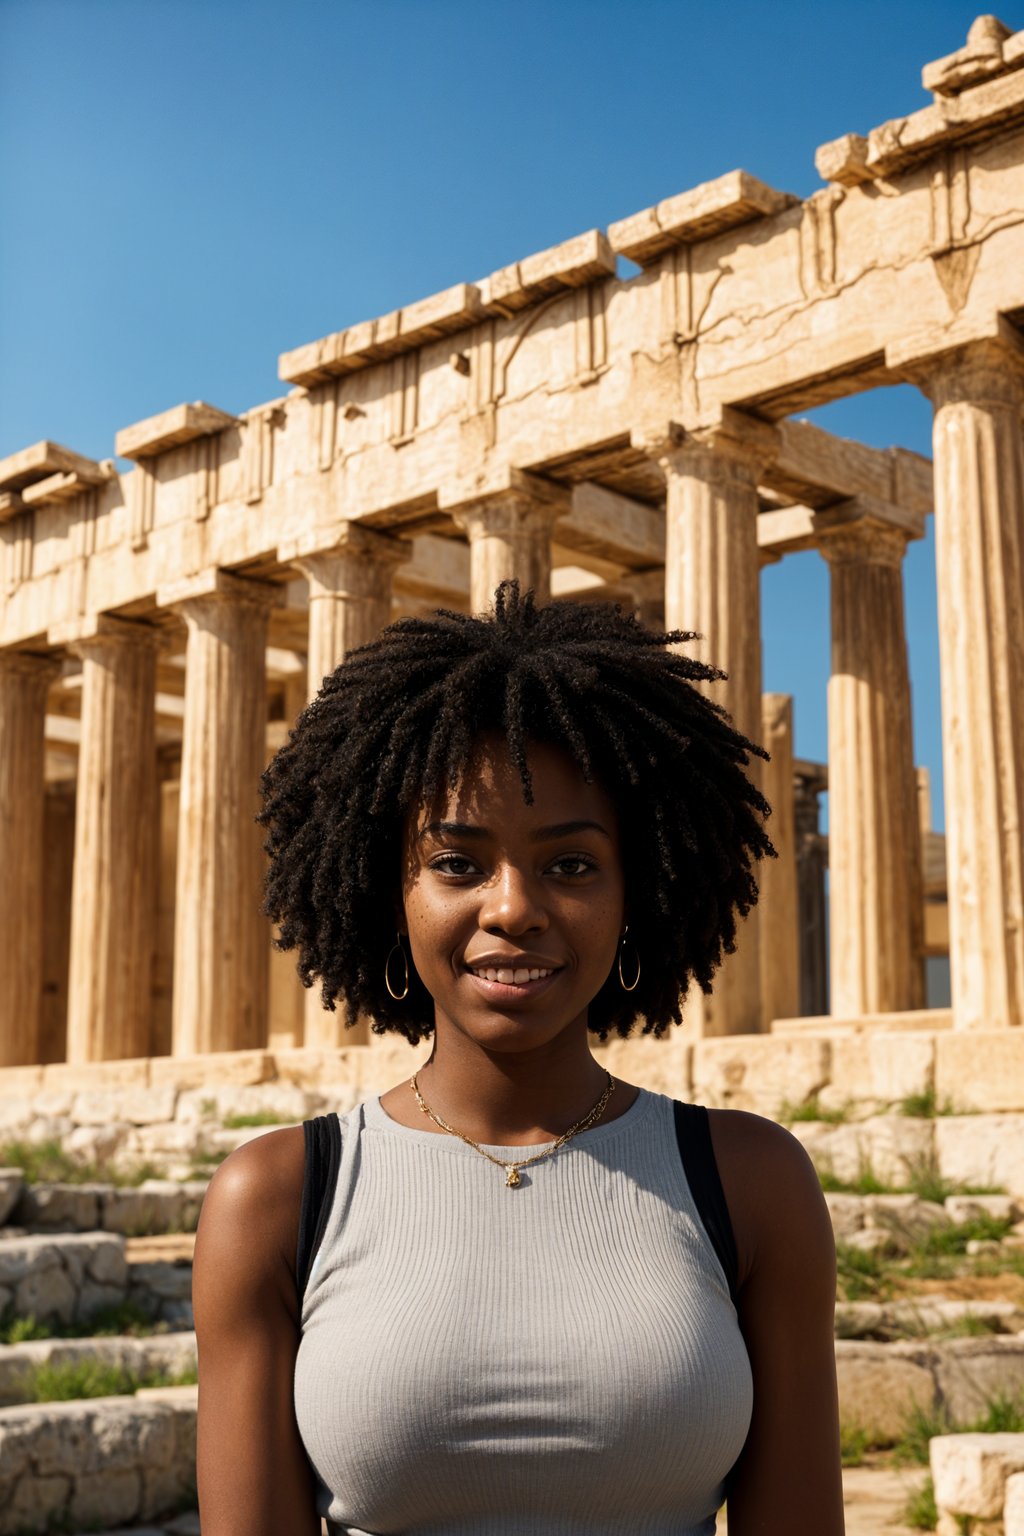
[794,765,829,1017]
[448,472,567,612]
[656,420,774,1036]
[63,618,162,1063]
[162,571,278,1056]
[292,526,409,1048]
[296,525,409,701]
[0,652,59,1065]
[893,331,1024,1029]
[760,693,801,1028]
[820,517,925,1018]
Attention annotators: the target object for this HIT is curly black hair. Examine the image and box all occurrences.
[258,580,775,1046]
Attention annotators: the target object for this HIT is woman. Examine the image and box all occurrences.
[193,582,843,1536]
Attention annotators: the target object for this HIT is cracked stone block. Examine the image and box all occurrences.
[0,1471,72,1535]
[70,1467,143,1529]
[0,1168,24,1225]
[935,1338,1024,1425]
[836,1341,937,1440]
[931,1432,1024,1519]
[103,1185,185,1235]
[64,1121,134,1165]
[129,1261,193,1302]
[86,1238,129,1288]
[824,1192,866,1242]
[946,1194,1019,1225]
[937,1115,1024,1196]
[1004,1469,1024,1536]
[15,1263,77,1325]
[16,1182,104,1231]
[72,1088,178,1128]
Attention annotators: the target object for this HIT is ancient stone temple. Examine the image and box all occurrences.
[1,14,1022,1096]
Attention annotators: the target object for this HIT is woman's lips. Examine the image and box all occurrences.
[463,966,562,1002]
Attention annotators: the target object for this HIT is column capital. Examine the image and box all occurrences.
[280,521,410,572]
[0,648,61,684]
[817,500,919,569]
[156,567,282,616]
[440,467,571,536]
[887,314,1024,406]
[635,407,780,485]
[47,613,167,655]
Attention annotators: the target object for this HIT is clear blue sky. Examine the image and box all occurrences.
[2,0,1007,833]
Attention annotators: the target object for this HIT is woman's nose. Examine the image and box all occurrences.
[478,864,548,935]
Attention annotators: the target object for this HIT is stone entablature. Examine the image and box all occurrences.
[3,15,1023,1067]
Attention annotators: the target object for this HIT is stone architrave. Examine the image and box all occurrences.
[820,516,925,1017]
[162,571,278,1056]
[448,472,568,612]
[759,693,801,1028]
[63,618,163,1063]
[894,333,1024,1030]
[655,420,776,1036]
[292,526,409,1049]
[0,652,60,1065]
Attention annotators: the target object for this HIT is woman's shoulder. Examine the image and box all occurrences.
[704,1107,833,1287]
[198,1125,308,1292]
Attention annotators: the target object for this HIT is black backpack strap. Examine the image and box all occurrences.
[673,1100,739,1307]
[296,1113,343,1298]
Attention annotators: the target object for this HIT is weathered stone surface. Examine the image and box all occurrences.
[836,1341,936,1439]
[1005,1469,1024,1536]
[0,1168,24,1225]
[13,1181,104,1230]
[931,1432,1024,1520]
[946,1194,1019,1224]
[935,1338,1024,1425]
[72,1088,178,1127]
[937,1115,1024,1195]
[693,1034,830,1113]
[937,1032,1024,1113]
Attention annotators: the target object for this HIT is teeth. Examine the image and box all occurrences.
[471,966,553,984]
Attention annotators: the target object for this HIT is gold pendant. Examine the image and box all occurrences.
[505,1165,521,1187]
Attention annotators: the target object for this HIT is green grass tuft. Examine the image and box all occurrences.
[221,1110,293,1129]
[779,1094,851,1125]
[0,1300,161,1345]
[25,1358,197,1403]
[902,1474,938,1531]
[0,1137,162,1187]
[839,1422,871,1466]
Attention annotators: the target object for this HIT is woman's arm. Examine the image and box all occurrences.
[710,1110,845,1536]
[192,1125,321,1536]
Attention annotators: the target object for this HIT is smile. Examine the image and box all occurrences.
[468,966,555,984]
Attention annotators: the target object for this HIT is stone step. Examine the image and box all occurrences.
[1,1173,208,1235]
[0,1230,193,1329]
[838,1335,1024,1442]
[0,1384,196,1536]
[0,1329,196,1406]
[930,1432,1024,1531]
[836,1297,1024,1340]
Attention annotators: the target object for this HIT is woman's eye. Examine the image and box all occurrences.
[549,855,597,877]
[430,854,477,877]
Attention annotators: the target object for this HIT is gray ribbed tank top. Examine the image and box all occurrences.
[294,1086,753,1536]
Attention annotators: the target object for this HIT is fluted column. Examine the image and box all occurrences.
[657,423,773,1036]
[820,518,924,1017]
[297,525,409,700]
[760,693,801,1027]
[901,335,1024,1029]
[164,571,277,1056]
[0,652,60,1065]
[294,526,408,1048]
[448,472,567,612]
[64,618,162,1063]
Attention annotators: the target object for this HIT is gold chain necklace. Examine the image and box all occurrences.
[409,1070,615,1187]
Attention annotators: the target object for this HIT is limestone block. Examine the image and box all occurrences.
[43,1058,151,1092]
[870,1033,936,1104]
[25,1113,73,1144]
[149,1050,275,1089]
[936,1338,1024,1425]
[1005,1470,1024,1536]
[823,1035,875,1104]
[0,1168,24,1224]
[70,1468,143,1529]
[930,1432,1024,1519]
[32,1089,74,1116]
[14,1264,76,1325]
[85,1239,129,1288]
[102,1186,185,1236]
[862,1115,936,1187]
[0,1234,64,1285]
[844,1226,895,1256]
[936,1116,1024,1196]
[67,1122,136,1166]
[15,1181,104,1230]
[789,1121,864,1183]
[692,1035,830,1115]
[0,1064,43,1095]
[0,1095,33,1135]
[946,1195,1019,1225]
[835,1341,936,1440]
[865,1195,950,1246]
[129,1261,193,1303]
[175,1080,314,1126]
[824,1193,866,1242]
[118,1121,204,1162]
[593,1035,691,1100]
[78,1278,129,1319]
[0,1471,72,1535]
[72,1088,178,1127]
[937,1033,1024,1113]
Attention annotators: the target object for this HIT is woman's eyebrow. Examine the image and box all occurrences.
[418,818,611,842]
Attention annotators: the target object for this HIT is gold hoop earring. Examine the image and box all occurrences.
[618,927,640,992]
[385,933,410,1001]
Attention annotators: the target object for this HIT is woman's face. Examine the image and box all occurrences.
[400,736,626,1055]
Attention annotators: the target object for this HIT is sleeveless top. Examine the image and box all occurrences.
[293,1087,753,1536]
